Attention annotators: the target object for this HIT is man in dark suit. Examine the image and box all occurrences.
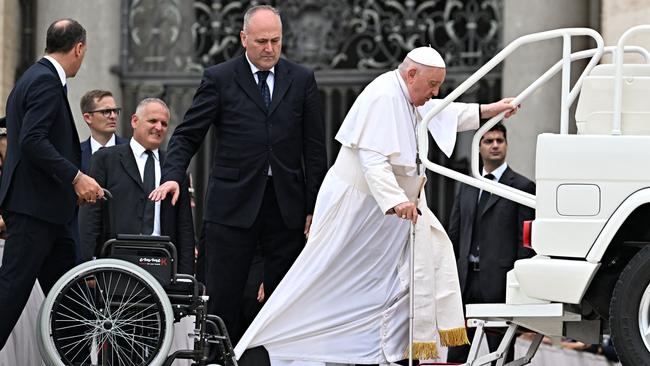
[0,18,104,350]
[76,90,128,262]
[79,98,195,274]
[446,123,536,363]
[79,89,128,173]
[150,5,327,343]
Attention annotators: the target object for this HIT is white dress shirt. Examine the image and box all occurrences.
[245,52,275,175]
[90,134,117,154]
[43,55,66,87]
[130,138,161,235]
[245,52,275,96]
[478,162,508,199]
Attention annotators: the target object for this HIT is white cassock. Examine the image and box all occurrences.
[0,241,45,366]
[234,70,478,365]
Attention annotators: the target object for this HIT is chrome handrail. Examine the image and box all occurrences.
[418,28,605,209]
[612,25,650,135]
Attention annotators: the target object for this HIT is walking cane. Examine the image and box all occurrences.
[408,219,416,366]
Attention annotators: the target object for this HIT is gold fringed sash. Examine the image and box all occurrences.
[439,327,470,347]
[404,341,439,360]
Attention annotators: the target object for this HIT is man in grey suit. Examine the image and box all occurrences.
[447,123,535,363]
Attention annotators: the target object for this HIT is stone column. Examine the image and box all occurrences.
[501,0,593,179]
[0,0,20,116]
[35,0,121,139]
[602,0,650,63]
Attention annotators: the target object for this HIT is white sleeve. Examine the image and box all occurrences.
[452,102,480,132]
[418,101,481,158]
[358,148,409,214]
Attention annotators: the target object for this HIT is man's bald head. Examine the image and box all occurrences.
[45,18,86,54]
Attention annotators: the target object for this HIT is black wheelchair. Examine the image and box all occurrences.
[37,234,238,366]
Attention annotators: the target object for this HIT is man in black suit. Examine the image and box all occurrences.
[79,98,195,274]
[446,123,535,363]
[150,5,327,343]
[0,18,104,349]
[79,89,128,173]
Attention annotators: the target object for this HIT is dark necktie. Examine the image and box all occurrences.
[470,173,495,258]
[141,150,155,234]
[63,84,68,96]
[257,70,271,108]
[476,173,495,216]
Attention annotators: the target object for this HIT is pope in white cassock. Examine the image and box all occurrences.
[234,46,519,366]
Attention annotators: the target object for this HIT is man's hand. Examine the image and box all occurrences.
[0,216,5,239]
[481,97,520,119]
[257,283,265,303]
[149,181,180,205]
[390,201,418,224]
[74,173,104,204]
[304,214,313,237]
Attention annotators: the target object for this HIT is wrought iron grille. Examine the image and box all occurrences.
[119,0,503,228]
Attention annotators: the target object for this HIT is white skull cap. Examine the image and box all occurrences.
[406,46,445,68]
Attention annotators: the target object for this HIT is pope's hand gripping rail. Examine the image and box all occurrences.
[416,28,604,208]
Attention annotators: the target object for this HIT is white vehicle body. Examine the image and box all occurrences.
[418,25,650,365]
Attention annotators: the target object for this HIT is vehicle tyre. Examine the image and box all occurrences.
[37,258,174,366]
[610,245,650,365]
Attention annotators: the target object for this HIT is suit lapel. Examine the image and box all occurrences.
[462,185,479,258]
[81,139,91,153]
[466,185,479,219]
[234,55,268,113]
[480,167,513,216]
[119,145,144,190]
[157,150,171,234]
[267,59,293,116]
[80,139,91,171]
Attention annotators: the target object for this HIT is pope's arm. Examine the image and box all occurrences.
[429,98,520,134]
[357,149,418,222]
[451,102,481,132]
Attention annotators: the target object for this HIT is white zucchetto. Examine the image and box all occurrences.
[406,46,446,68]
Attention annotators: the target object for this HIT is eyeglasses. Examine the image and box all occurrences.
[86,108,121,118]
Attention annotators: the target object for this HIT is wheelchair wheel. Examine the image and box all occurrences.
[38,258,174,366]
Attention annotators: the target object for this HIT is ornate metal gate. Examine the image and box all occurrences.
[119,0,503,229]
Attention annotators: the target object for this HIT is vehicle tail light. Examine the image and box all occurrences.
[522,220,533,248]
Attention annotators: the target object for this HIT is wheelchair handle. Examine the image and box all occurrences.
[100,187,113,200]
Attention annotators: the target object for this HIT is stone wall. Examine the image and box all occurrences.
[0,0,20,116]
[602,0,650,63]
[35,0,122,139]
[499,0,594,180]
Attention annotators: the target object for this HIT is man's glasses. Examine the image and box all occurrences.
[86,108,121,118]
